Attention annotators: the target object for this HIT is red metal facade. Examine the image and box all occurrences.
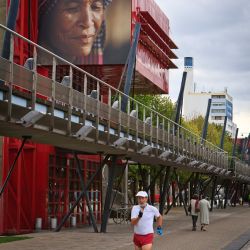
[1,0,178,234]
[132,0,178,94]
[0,138,102,234]
[0,138,38,234]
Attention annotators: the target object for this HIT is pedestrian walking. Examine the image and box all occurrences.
[248,193,250,206]
[239,196,243,206]
[199,195,211,231]
[131,191,163,250]
[190,194,199,231]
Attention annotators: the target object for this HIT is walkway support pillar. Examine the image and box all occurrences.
[220,116,228,150]
[174,71,187,127]
[210,176,217,211]
[101,156,117,233]
[165,173,194,215]
[74,152,98,232]
[159,167,171,214]
[0,136,30,197]
[224,179,230,209]
[121,23,141,112]
[233,182,239,207]
[191,173,200,198]
[174,169,188,216]
[201,99,211,143]
[1,0,20,59]
[55,155,110,232]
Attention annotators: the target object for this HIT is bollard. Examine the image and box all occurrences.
[35,217,42,230]
[51,218,57,229]
[71,216,77,227]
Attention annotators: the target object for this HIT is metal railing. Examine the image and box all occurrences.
[0,24,249,181]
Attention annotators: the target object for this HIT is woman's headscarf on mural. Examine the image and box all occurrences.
[38,0,112,64]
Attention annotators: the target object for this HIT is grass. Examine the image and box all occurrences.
[0,236,32,244]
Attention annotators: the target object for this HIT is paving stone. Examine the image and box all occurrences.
[0,205,249,250]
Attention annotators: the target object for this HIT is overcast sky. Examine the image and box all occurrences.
[155,0,250,138]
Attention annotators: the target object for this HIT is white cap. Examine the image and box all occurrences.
[136,191,148,197]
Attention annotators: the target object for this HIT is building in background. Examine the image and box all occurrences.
[182,57,237,137]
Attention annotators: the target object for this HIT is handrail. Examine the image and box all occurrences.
[0,24,226,155]
[0,23,249,180]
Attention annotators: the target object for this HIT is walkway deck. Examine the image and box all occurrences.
[0,24,249,182]
[0,206,249,250]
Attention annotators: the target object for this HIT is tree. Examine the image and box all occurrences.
[133,94,175,121]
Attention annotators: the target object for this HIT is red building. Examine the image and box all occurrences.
[0,0,177,234]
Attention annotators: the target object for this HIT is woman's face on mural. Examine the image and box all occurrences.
[46,0,104,58]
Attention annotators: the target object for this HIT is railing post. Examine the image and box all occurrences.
[82,74,87,125]
[31,46,37,110]
[50,56,56,131]
[7,33,14,121]
[107,87,111,145]
[135,102,139,152]
[156,114,159,155]
[143,107,146,145]
[95,81,100,142]
[162,118,165,151]
[167,120,170,150]
[149,111,153,147]
[117,93,121,137]
[67,66,73,135]
[126,98,131,150]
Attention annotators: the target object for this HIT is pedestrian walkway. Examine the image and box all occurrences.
[0,205,250,250]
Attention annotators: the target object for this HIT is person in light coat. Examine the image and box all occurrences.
[199,195,211,231]
[190,194,199,231]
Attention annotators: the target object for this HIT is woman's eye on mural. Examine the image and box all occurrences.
[66,7,79,13]
[91,1,103,11]
[64,3,79,13]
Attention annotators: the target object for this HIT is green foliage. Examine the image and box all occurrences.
[127,95,235,195]
[183,116,233,155]
[127,95,175,191]
[0,236,32,244]
[133,94,175,121]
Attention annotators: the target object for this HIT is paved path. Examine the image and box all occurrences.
[0,205,250,250]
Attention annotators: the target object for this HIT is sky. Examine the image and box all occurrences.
[155,0,250,138]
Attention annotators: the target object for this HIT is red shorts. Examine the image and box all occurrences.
[133,233,154,247]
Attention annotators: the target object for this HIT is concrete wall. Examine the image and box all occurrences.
[184,92,210,120]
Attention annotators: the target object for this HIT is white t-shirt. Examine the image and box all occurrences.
[131,204,160,235]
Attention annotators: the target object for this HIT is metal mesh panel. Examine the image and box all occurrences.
[55,82,69,103]
[37,74,52,98]
[72,89,84,109]
[86,96,98,116]
[137,120,144,132]
[110,108,119,124]
[120,112,128,127]
[99,102,109,120]
[129,117,137,130]
[145,124,151,137]
[13,64,33,90]
[0,56,10,82]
